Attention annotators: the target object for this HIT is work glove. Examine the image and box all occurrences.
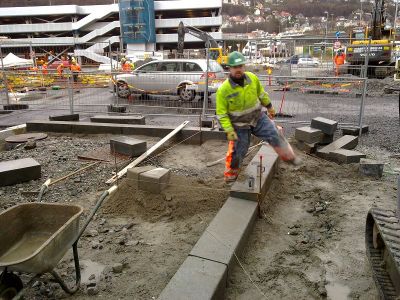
[226,131,238,141]
[267,106,276,119]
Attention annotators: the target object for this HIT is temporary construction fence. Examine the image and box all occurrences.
[0,36,386,132]
[0,68,368,127]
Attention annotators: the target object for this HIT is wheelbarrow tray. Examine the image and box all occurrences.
[0,203,83,274]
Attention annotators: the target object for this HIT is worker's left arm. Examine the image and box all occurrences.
[256,76,275,117]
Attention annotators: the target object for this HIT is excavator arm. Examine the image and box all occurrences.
[177,21,219,56]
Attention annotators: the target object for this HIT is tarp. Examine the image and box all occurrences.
[1,53,33,68]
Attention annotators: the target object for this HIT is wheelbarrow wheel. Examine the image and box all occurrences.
[0,273,23,300]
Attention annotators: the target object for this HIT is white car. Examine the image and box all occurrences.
[297,57,321,68]
[112,59,225,101]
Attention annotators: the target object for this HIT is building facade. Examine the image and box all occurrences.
[0,0,222,62]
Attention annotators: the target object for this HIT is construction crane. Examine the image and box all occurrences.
[345,0,396,78]
[177,22,228,68]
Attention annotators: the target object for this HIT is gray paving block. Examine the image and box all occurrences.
[127,166,155,188]
[359,159,384,178]
[296,141,317,154]
[190,197,258,270]
[158,256,227,300]
[316,135,358,159]
[107,105,127,113]
[110,136,147,157]
[49,114,79,121]
[341,125,369,136]
[329,149,366,164]
[201,119,215,128]
[295,126,323,144]
[230,145,279,201]
[311,117,338,135]
[91,115,145,125]
[0,158,41,186]
[320,134,334,145]
[139,167,170,193]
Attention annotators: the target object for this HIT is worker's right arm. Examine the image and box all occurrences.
[216,88,234,133]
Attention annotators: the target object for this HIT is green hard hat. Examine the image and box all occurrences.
[227,51,247,67]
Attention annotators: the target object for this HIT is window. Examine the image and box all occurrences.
[158,62,179,72]
[138,62,158,72]
[183,62,203,72]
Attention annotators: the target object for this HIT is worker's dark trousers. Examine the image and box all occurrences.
[224,114,293,181]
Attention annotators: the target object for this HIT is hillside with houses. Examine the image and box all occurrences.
[222,0,398,37]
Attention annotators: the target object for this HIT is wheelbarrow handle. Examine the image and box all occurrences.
[76,185,118,241]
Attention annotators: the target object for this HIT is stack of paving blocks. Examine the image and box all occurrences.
[110,136,147,157]
[127,166,170,193]
[295,117,365,164]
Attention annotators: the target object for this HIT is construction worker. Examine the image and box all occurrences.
[334,49,346,76]
[70,58,81,83]
[41,62,48,75]
[216,51,299,183]
[121,58,132,72]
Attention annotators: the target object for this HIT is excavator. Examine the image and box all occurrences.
[177,22,228,69]
[345,0,396,78]
[366,175,400,299]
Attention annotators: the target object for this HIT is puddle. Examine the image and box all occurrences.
[326,282,351,300]
[80,260,105,284]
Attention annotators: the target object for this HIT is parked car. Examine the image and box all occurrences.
[297,57,321,68]
[112,59,225,101]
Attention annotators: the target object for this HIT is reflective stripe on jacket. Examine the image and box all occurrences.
[216,71,271,132]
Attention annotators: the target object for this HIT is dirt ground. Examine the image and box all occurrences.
[225,142,399,300]
[0,135,232,299]
[0,95,399,299]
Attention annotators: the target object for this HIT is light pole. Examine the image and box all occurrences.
[394,0,399,41]
[324,11,329,40]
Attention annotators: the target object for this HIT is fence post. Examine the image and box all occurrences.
[67,69,74,114]
[202,46,210,117]
[0,45,10,105]
[358,37,371,137]
[110,41,119,106]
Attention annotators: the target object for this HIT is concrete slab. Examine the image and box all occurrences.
[329,149,366,164]
[190,197,258,269]
[139,167,170,193]
[296,141,317,154]
[0,158,41,186]
[341,125,369,136]
[127,166,155,188]
[316,135,358,159]
[158,256,227,300]
[26,121,226,144]
[110,136,147,157]
[3,104,29,110]
[230,145,279,201]
[359,159,384,178]
[295,126,323,144]
[49,114,79,121]
[311,117,338,135]
[91,115,145,125]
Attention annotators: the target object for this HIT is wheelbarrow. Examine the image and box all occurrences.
[0,185,117,299]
